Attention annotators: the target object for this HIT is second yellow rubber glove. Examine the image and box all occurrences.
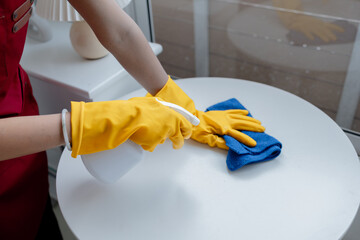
[286,15,344,42]
[272,0,343,43]
[70,97,193,158]
[147,77,265,149]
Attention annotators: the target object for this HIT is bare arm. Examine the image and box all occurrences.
[1,0,168,161]
[0,113,71,161]
[68,0,169,95]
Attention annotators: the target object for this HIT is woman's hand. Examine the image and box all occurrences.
[147,77,265,149]
[70,97,193,157]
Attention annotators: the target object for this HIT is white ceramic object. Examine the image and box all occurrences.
[81,140,144,184]
[36,0,132,59]
[28,10,53,42]
[69,21,109,59]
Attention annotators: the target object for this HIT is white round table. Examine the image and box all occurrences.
[57,78,360,240]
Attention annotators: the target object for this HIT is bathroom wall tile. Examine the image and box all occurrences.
[162,63,195,79]
[210,29,244,58]
[209,51,345,116]
[266,71,303,96]
[209,51,311,97]
[209,54,282,87]
[209,0,271,30]
[299,77,343,112]
[209,54,238,78]
[154,16,194,47]
[152,0,195,78]
[352,118,360,133]
[152,0,193,21]
[308,71,346,86]
[355,100,360,119]
[352,101,360,133]
[209,1,241,29]
[157,41,195,72]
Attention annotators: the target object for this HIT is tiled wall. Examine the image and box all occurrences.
[153,0,195,77]
[152,0,360,132]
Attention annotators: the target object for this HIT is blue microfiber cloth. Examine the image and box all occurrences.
[206,98,282,171]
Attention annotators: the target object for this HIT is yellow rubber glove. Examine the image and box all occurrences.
[287,15,344,42]
[70,97,193,158]
[147,77,265,149]
[272,0,343,42]
[191,109,264,149]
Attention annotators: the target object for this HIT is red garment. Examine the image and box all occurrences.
[0,1,49,239]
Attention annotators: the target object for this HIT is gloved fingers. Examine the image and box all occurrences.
[136,123,191,152]
[221,109,249,116]
[327,22,344,33]
[229,114,262,124]
[297,26,315,40]
[191,132,229,150]
[137,142,157,152]
[300,26,331,43]
[311,22,343,42]
[323,31,336,42]
[204,110,261,124]
[227,129,257,147]
[135,135,168,152]
[214,137,229,150]
[314,26,336,42]
[169,132,185,150]
[231,120,265,132]
[167,112,193,149]
[205,134,229,150]
[178,113,193,139]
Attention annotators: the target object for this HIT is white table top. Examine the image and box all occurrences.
[57,78,360,240]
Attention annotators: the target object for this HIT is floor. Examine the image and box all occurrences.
[53,203,77,240]
[343,156,360,240]
[344,205,360,240]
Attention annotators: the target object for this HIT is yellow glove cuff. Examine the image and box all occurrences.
[147,76,197,115]
[71,101,85,158]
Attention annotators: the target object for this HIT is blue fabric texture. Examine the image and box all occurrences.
[206,98,282,171]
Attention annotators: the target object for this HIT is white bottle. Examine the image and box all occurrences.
[81,99,200,184]
[81,140,144,184]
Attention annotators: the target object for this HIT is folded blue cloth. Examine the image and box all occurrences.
[206,98,282,171]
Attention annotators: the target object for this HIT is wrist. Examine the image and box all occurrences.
[151,76,197,115]
[66,112,72,143]
[61,109,72,151]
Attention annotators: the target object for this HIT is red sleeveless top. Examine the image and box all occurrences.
[0,1,49,239]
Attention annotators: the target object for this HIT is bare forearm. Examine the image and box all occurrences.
[107,18,168,95]
[0,113,71,161]
[69,0,168,95]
